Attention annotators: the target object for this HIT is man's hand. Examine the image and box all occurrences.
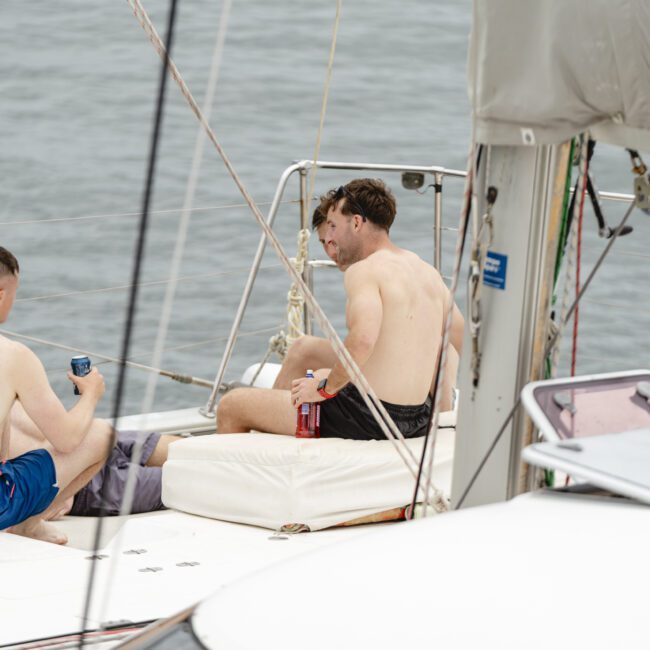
[291,376,325,408]
[67,367,105,401]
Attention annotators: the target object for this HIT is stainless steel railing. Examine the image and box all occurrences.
[201,159,467,415]
[200,159,638,416]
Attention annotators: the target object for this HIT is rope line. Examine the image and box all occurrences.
[454,399,521,510]
[96,7,235,622]
[279,0,341,368]
[15,264,282,303]
[128,0,435,492]
[286,229,311,346]
[0,199,298,227]
[455,191,639,508]
[547,199,638,355]
[1,324,279,364]
[551,187,580,376]
[306,0,341,204]
[81,1,179,640]
[581,297,650,316]
[410,144,476,517]
[119,0,233,519]
[571,136,589,376]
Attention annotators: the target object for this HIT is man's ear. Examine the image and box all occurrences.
[352,214,364,231]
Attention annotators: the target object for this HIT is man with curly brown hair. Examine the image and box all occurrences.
[218,179,463,440]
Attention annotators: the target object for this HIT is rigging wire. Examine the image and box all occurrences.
[455,192,639,510]
[1,323,281,384]
[570,136,589,376]
[97,0,235,621]
[551,174,581,378]
[280,0,341,360]
[127,0,437,492]
[545,138,576,381]
[79,0,179,643]
[0,199,297,227]
[15,263,282,303]
[409,144,475,518]
[116,0,233,521]
[306,0,341,204]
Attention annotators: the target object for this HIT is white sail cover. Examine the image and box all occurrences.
[469,0,650,150]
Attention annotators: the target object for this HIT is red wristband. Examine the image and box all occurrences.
[317,378,338,400]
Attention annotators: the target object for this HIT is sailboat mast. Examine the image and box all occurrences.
[451,142,571,507]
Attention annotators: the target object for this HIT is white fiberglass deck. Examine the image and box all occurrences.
[0,510,374,647]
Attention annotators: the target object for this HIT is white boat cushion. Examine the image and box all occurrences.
[162,423,455,531]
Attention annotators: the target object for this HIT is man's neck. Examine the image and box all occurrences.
[360,233,393,259]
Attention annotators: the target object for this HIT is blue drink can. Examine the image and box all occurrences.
[70,355,91,395]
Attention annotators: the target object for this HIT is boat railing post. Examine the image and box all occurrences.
[299,168,313,336]
[201,160,467,417]
[434,171,443,271]
[200,162,303,417]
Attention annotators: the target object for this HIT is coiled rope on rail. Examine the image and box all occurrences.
[280,0,341,356]
[286,228,312,346]
[248,229,311,385]
[128,0,441,497]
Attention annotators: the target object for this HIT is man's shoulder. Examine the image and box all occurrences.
[342,259,380,296]
[0,336,35,364]
[343,256,376,281]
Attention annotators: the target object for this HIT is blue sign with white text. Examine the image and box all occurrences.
[483,251,508,290]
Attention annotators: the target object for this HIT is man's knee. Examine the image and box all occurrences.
[216,388,248,432]
[286,335,321,366]
[87,419,115,461]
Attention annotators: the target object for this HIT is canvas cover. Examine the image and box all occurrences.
[469,0,650,150]
[162,428,455,531]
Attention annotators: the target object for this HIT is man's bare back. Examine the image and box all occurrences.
[0,247,111,544]
[217,179,463,439]
[348,247,449,405]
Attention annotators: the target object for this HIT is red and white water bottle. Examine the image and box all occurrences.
[295,370,320,438]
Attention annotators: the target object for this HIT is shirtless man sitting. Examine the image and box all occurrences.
[217,178,464,439]
[273,202,460,410]
[0,247,112,543]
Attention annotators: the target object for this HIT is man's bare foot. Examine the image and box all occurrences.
[8,519,68,545]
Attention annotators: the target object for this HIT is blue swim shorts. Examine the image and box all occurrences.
[0,449,59,530]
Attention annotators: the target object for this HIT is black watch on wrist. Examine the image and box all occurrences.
[317,377,338,400]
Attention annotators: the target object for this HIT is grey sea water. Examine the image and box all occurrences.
[1,1,648,417]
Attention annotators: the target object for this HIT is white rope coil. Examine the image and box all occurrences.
[286,228,311,347]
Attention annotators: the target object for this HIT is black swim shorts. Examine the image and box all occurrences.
[319,383,431,441]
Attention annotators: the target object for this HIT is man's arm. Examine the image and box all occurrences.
[291,262,382,405]
[11,342,105,453]
[448,302,464,355]
[325,262,382,393]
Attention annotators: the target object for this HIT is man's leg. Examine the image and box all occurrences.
[217,387,296,434]
[9,419,114,544]
[272,336,337,390]
[145,434,182,467]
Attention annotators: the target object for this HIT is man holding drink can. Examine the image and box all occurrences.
[0,246,112,544]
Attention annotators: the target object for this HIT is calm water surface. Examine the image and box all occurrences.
[1,1,647,416]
